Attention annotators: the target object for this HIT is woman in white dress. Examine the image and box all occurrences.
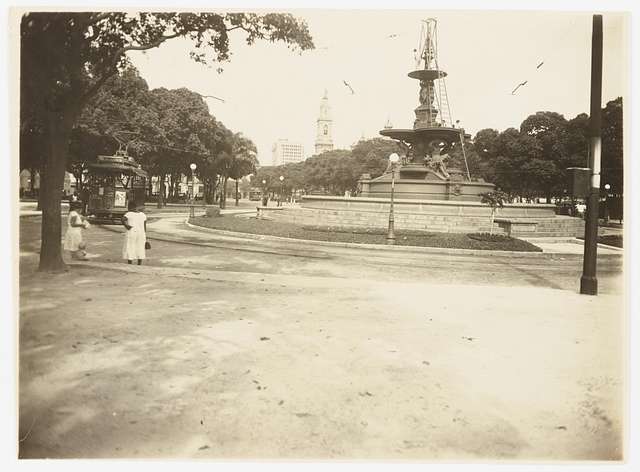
[122,202,147,265]
[63,202,89,260]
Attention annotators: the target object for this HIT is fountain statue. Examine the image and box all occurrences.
[360,18,495,201]
[270,18,583,238]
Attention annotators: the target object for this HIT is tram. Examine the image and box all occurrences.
[85,151,148,224]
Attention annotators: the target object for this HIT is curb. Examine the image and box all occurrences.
[95,221,332,259]
[90,215,622,260]
[183,219,622,260]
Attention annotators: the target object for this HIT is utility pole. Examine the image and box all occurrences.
[580,14,603,296]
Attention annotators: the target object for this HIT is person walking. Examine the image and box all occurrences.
[122,201,147,265]
[63,202,89,260]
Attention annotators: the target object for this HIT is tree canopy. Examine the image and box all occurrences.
[254,138,402,196]
[471,98,623,201]
[67,66,259,208]
[20,11,314,271]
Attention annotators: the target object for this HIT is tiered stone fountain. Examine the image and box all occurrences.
[268,19,584,238]
[360,18,494,201]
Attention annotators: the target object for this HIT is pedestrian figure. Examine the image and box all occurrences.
[122,201,147,265]
[63,202,89,260]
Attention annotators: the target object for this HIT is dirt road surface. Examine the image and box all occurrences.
[17,216,624,460]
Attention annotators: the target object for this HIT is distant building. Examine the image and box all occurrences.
[272,139,305,166]
[314,90,334,155]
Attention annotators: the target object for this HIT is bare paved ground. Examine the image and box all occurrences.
[17,216,625,460]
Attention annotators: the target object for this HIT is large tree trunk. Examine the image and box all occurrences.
[206,178,212,204]
[168,173,176,202]
[157,173,166,208]
[36,173,43,211]
[205,176,216,205]
[202,178,209,204]
[235,179,239,206]
[219,176,228,209]
[29,166,36,194]
[167,175,173,202]
[172,173,181,201]
[39,113,73,272]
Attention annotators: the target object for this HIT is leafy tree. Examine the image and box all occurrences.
[521,159,558,199]
[472,128,500,157]
[350,138,401,181]
[302,150,352,194]
[486,129,537,198]
[227,133,258,206]
[213,132,257,208]
[20,11,314,271]
[68,67,161,191]
[601,97,623,196]
[148,87,217,205]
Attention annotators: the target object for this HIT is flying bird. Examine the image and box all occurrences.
[343,80,355,95]
[509,60,543,96]
[200,94,226,103]
[511,80,528,95]
[386,33,399,39]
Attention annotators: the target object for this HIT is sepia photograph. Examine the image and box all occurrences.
[5,0,639,467]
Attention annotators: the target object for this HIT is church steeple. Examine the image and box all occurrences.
[315,90,334,155]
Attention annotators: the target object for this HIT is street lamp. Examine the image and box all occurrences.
[262,179,267,207]
[189,163,197,218]
[603,183,611,224]
[279,175,284,207]
[386,153,400,245]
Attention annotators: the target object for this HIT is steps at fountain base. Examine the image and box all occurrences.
[266,207,584,238]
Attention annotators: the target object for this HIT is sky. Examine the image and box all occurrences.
[128,9,627,166]
[1,3,639,471]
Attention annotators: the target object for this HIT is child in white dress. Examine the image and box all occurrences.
[63,202,89,260]
[122,201,147,265]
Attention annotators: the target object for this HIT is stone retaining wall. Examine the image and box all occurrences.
[265,196,585,237]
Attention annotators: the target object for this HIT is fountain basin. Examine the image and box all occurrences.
[264,196,584,238]
[360,172,494,202]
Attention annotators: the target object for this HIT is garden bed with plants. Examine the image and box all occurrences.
[189,215,542,252]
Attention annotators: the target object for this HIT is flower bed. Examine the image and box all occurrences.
[190,216,542,252]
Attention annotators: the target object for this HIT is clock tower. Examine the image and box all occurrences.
[314,90,334,155]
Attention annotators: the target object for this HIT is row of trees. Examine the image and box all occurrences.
[472,98,623,201]
[71,67,257,209]
[22,67,258,208]
[255,98,622,203]
[20,11,314,271]
[255,138,402,195]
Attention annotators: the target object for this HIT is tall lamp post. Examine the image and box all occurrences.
[261,179,267,207]
[189,163,197,218]
[279,175,284,207]
[386,153,400,245]
[603,183,611,224]
[580,14,603,296]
